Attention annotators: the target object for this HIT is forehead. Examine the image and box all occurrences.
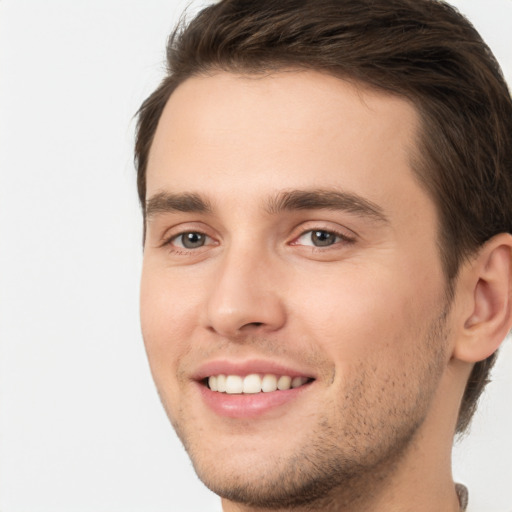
[147,70,424,216]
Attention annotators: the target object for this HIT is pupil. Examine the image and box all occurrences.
[182,232,205,248]
[312,230,335,247]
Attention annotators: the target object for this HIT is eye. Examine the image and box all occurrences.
[294,229,349,247]
[171,231,212,249]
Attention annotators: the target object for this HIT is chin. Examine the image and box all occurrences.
[177,406,424,510]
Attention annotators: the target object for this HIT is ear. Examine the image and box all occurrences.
[453,233,512,363]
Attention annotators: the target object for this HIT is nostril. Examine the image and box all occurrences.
[235,321,265,333]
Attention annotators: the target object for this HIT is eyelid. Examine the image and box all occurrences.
[170,232,214,249]
[158,222,218,248]
[155,221,356,252]
[289,222,357,247]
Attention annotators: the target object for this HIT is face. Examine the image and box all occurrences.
[141,71,451,509]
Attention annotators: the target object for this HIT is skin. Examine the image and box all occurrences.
[140,70,509,511]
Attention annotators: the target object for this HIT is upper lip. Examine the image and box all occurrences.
[192,359,317,381]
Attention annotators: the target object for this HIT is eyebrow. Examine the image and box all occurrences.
[145,188,388,223]
[266,189,388,222]
[145,192,212,218]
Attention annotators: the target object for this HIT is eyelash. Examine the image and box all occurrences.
[164,231,215,252]
[162,227,355,254]
[291,228,355,249]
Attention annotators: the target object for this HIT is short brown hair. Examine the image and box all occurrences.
[135,0,512,433]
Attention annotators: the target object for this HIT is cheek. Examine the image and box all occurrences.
[288,263,436,368]
[140,265,202,374]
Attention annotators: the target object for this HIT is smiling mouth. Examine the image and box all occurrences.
[205,374,314,394]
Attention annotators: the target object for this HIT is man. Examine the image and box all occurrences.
[135,0,512,510]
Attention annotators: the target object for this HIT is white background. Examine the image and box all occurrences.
[0,1,511,511]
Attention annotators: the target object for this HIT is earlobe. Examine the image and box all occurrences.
[454,233,512,363]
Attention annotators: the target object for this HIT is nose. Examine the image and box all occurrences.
[204,245,287,338]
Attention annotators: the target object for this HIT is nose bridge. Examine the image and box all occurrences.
[205,238,285,337]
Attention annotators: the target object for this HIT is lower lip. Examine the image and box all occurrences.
[198,383,310,419]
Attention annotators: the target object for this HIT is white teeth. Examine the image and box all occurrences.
[217,374,227,392]
[243,374,262,394]
[225,375,243,394]
[208,375,218,391]
[277,375,292,391]
[261,374,277,392]
[207,373,310,393]
[292,376,307,388]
